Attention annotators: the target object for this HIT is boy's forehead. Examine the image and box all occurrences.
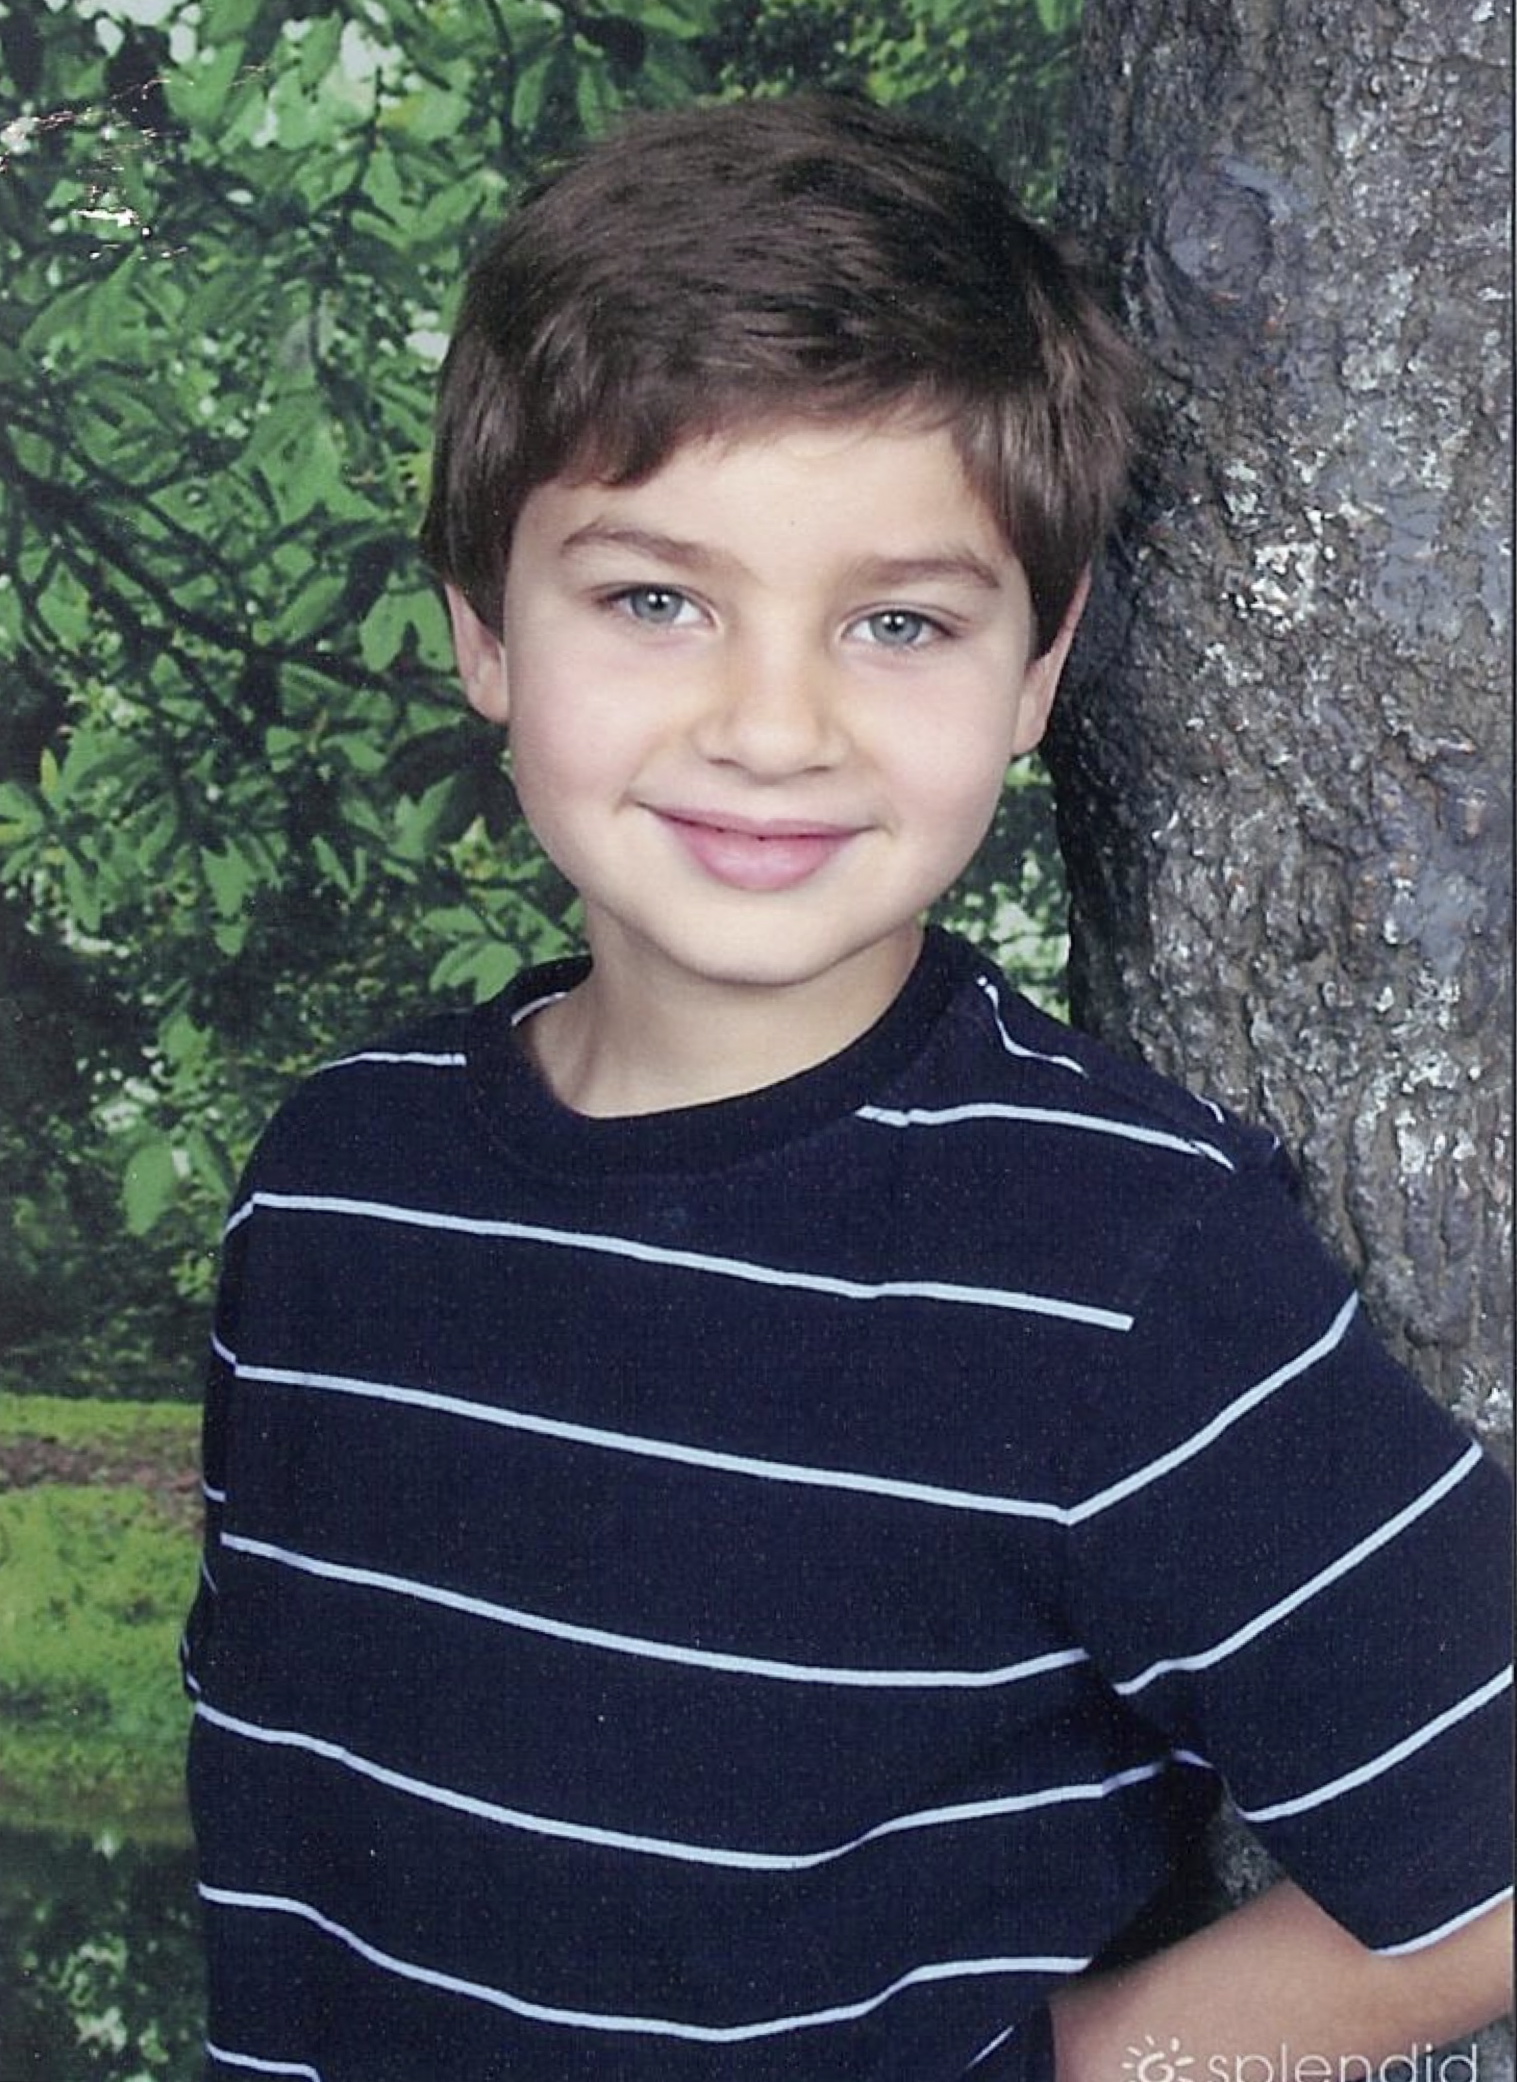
[541,412,1009,550]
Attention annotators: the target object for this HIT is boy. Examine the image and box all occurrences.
[183,94,1512,2079]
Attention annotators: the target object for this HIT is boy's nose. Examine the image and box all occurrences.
[691,635,849,775]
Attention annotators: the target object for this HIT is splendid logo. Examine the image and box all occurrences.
[1119,2045,1481,2082]
[1208,2050,1479,2082]
[1122,2035,1197,2082]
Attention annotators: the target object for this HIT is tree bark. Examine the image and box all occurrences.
[1051,8,1512,2058]
[1050,0,1512,1454]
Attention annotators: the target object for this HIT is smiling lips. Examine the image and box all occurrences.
[655,809,861,892]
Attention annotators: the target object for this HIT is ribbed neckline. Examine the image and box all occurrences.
[462,926,970,1178]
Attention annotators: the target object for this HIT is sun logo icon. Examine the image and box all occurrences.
[1121,2034,1196,2082]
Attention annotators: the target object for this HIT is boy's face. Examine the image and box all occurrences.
[449,417,1081,1042]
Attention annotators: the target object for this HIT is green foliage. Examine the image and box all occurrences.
[2,1826,201,2079]
[702,0,1081,212]
[0,1484,194,1834]
[0,0,1078,1404]
[934,757,1069,1012]
[1,10,1081,2063]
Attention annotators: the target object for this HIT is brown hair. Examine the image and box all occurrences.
[420,94,1137,657]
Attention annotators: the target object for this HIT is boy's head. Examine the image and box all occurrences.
[420,93,1136,660]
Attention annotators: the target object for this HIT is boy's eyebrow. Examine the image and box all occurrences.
[559,523,1006,593]
[843,551,1006,594]
[559,523,732,573]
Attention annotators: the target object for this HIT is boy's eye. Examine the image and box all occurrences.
[610,586,698,628]
[855,609,943,649]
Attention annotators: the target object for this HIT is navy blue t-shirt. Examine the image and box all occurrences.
[185,928,1513,2079]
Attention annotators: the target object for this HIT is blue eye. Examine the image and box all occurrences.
[860,609,939,648]
[615,586,693,626]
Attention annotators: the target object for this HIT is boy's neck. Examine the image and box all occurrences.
[520,928,924,1119]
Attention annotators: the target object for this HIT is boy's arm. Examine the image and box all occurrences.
[1050,1882,1513,2081]
[1054,1157,1512,2080]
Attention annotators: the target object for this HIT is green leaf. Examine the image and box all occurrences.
[311,832,362,897]
[163,40,246,128]
[199,0,267,43]
[427,934,519,1001]
[297,15,345,91]
[133,800,183,875]
[359,588,418,672]
[54,726,142,795]
[392,773,477,861]
[122,1140,181,1237]
[200,843,257,920]
[158,1010,210,1070]
[326,730,389,776]
[616,0,709,35]
[185,1127,237,1203]
[0,781,44,838]
[61,854,103,935]
[278,567,350,644]
[264,725,305,768]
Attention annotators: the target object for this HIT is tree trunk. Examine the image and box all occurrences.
[1049,5,1512,2057]
[1051,0,1511,1453]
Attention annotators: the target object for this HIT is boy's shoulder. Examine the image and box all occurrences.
[924,928,1290,1188]
[233,998,485,1201]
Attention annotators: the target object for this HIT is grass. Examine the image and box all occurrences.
[0,1398,201,1840]
[0,1394,200,1451]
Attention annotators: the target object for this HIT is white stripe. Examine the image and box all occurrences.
[858,1101,1235,1171]
[221,1532,1088,1691]
[321,1049,466,1071]
[234,1359,1072,1522]
[206,2044,324,2080]
[1373,1885,1515,1958]
[967,976,1244,1162]
[212,1330,237,1367]
[198,1884,1089,2042]
[967,2022,1022,2070]
[973,973,1089,1076]
[239,1190,1133,1331]
[511,987,571,1026]
[1115,1444,1484,1694]
[1238,1666,1513,1823]
[196,1699,1166,1869]
[1067,1292,1362,1524]
[229,1287,1359,1533]
[203,1480,227,1504]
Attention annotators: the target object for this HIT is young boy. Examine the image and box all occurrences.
[183,94,1512,2080]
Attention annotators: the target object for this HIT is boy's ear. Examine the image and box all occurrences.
[446,585,511,725]
[1009,568,1090,757]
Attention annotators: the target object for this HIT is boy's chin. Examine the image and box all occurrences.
[594,916,925,998]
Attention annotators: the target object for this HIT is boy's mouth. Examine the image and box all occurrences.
[653,808,861,893]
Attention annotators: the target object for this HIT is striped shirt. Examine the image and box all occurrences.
[183,927,1513,2080]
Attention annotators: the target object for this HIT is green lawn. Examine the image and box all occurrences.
[0,1398,200,1840]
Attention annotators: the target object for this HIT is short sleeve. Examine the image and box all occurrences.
[1061,1158,1513,1953]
